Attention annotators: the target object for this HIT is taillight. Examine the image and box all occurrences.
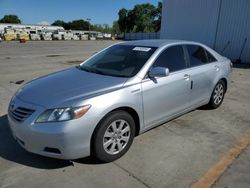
[229,61,233,72]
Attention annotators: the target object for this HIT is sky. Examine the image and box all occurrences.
[0,0,160,26]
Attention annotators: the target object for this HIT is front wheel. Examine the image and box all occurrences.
[207,80,226,109]
[92,111,135,162]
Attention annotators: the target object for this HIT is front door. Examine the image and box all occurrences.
[142,45,191,128]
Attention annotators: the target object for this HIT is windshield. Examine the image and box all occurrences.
[79,45,157,77]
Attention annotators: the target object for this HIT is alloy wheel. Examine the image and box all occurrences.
[213,83,224,105]
[103,119,131,155]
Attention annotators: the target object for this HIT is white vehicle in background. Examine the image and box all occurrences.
[96,33,104,40]
[89,33,96,40]
[41,30,53,40]
[52,30,65,40]
[63,31,73,40]
[29,30,41,40]
[104,33,112,39]
[80,34,88,40]
[72,34,80,40]
[89,36,96,40]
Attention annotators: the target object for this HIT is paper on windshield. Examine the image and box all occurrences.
[133,47,152,52]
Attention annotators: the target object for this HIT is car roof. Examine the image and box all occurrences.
[120,39,192,48]
[118,39,224,62]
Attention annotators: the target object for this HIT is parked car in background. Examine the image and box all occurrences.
[8,40,232,162]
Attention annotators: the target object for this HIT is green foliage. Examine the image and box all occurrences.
[51,2,162,34]
[50,2,162,34]
[51,20,67,28]
[52,19,90,31]
[90,24,110,33]
[52,19,118,34]
[112,21,121,34]
[68,19,90,30]
[117,2,162,33]
[152,2,162,32]
[90,24,104,32]
[51,20,65,27]
[118,8,128,33]
[90,23,121,34]
[0,15,21,24]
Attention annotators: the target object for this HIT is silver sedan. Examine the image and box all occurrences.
[8,40,232,162]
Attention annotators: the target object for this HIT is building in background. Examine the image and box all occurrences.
[161,0,250,63]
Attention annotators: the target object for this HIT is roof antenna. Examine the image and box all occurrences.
[221,41,230,54]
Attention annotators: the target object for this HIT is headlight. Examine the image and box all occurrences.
[35,105,91,123]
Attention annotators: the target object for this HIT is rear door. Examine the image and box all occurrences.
[185,45,218,106]
[142,45,191,128]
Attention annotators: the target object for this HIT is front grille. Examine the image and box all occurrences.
[9,107,35,122]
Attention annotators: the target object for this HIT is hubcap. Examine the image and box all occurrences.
[213,83,224,105]
[103,119,131,155]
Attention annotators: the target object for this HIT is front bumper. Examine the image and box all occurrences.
[8,97,96,160]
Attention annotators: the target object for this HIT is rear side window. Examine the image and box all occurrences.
[186,45,217,67]
[206,50,217,62]
[153,46,186,72]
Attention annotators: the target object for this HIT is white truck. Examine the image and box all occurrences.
[63,31,73,40]
[41,30,53,40]
[52,30,65,40]
[29,30,41,40]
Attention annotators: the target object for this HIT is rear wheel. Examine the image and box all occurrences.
[208,80,226,109]
[92,111,135,162]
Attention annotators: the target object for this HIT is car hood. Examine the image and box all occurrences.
[16,67,128,108]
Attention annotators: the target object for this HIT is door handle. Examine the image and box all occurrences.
[184,74,190,80]
[215,65,220,71]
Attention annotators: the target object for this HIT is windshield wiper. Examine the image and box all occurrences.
[77,66,129,78]
[78,66,107,75]
[110,74,129,78]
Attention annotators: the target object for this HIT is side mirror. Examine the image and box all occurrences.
[148,67,170,78]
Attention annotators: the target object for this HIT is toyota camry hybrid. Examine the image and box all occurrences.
[8,40,232,162]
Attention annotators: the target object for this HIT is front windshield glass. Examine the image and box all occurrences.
[80,45,157,77]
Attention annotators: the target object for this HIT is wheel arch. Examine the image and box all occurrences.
[112,107,141,136]
[220,77,227,92]
[90,106,141,155]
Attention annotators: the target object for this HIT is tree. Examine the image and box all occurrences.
[117,2,162,33]
[52,19,112,33]
[152,2,162,32]
[68,19,90,30]
[0,15,21,24]
[131,3,156,32]
[91,24,103,32]
[51,20,69,29]
[118,8,128,33]
[102,24,111,33]
[52,20,66,27]
[52,19,90,30]
[112,21,120,34]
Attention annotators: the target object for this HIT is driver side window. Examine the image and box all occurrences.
[153,45,187,72]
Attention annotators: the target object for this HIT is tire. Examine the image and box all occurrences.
[92,110,135,162]
[207,80,226,109]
